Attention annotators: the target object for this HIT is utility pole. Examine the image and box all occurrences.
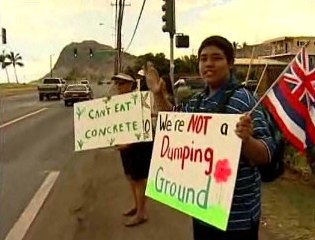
[170,32,175,99]
[50,54,54,77]
[1,28,7,44]
[161,0,176,104]
[117,0,123,73]
[111,0,130,74]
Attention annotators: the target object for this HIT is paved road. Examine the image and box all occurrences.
[0,83,112,240]
[23,147,194,240]
[0,92,54,125]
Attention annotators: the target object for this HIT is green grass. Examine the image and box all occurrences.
[146,180,229,231]
[284,146,311,173]
[0,83,36,89]
[0,83,37,95]
[262,174,315,239]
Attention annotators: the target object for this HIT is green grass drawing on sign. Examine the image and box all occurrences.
[135,133,142,140]
[77,140,84,150]
[131,93,138,105]
[102,96,111,104]
[145,180,229,231]
[76,107,86,120]
[141,92,150,109]
[108,138,115,146]
[143,132,150,140]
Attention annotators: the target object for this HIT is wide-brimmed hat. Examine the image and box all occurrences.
[111,73,135,82]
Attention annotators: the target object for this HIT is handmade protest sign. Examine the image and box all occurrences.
[145,112,242,231]
[74,91,152,151]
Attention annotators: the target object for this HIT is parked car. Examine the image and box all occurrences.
[97,79,111,85]
[80,79,93,91]
[37,77,66,101]
[80,80,90,85]
[63,84,93,106]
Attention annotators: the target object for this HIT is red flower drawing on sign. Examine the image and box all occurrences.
[214,159,232,206]
[214,159,232,183]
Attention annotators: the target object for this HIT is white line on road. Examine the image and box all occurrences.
[5,171,60,240]
[0,108,48,129]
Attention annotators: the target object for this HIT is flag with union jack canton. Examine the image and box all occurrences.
[262,47,315,152]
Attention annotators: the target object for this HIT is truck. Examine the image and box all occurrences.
[37,77,66,101]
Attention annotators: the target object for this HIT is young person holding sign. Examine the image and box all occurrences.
[144,36,275,240]
[113,73,153,227]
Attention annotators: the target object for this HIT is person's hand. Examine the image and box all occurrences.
[144,61,163,94]
[235,114,253,143]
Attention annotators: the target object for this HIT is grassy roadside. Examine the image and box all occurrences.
[261,170,315,240]
[0,83,37,96]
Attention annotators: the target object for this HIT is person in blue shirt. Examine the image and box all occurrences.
[144,35,275,240]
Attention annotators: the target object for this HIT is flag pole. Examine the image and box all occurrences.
[248,41,310,115]
[245,47,255,85]
[253,62,268,97]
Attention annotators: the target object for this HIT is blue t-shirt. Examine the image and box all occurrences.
[181,77,275,231]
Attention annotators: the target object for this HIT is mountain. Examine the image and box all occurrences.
[45,40,137,81]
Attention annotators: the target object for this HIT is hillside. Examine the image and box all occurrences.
[43,40,137,81]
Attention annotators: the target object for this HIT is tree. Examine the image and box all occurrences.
[0,50,10,83]
[132,52,170,77]
[189,55,198,72]
[65,68,78,81]
[128,52,203,101]
[232,41,241,50]
[123,65,136,79]
[174,55,198,75]
[153,53,170,76]
[6,51,24,84]
[133,53,155,72]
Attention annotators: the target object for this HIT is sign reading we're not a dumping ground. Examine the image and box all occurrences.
[74,91,152,151]
[145,111,242,231]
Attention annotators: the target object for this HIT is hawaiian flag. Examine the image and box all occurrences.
[262,47,315,152]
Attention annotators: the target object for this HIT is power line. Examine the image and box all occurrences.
[115,0,118,48]
[111,0,130,73]
[125,0,146,52]
[117,0,124,72]
[114,0,118,74]
[122,0,126,20]
[120,0,126,32]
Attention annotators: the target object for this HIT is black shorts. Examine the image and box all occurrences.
[192,218,259,240]
[120,142,153,181]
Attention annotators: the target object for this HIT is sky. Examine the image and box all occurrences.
[0,0,315,83]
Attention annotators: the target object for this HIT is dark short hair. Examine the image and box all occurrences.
[198,35,235,65]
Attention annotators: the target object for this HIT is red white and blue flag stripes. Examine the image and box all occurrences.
[262,46,315,152]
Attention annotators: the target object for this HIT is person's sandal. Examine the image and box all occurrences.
[124,216,148,227]
[122,208,137,216]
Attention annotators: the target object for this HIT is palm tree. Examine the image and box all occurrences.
[0,50,10,83]
[6,51,24,84]
[232,41,240,50]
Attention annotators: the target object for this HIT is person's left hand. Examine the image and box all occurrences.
[235,114,253,143]
[144,61,162,94]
